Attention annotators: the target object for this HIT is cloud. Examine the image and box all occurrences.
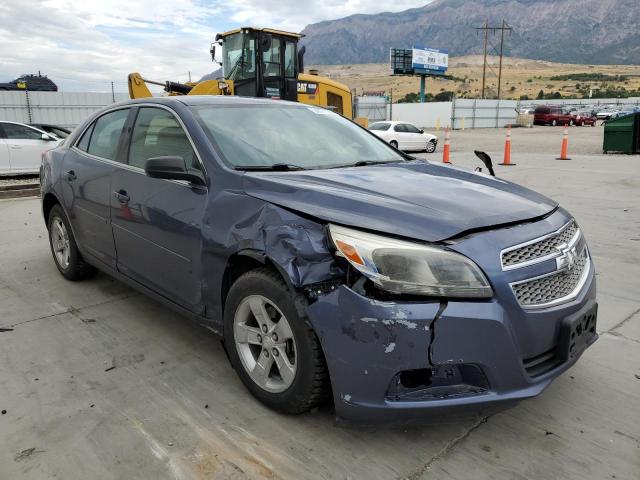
[0,0,430,91]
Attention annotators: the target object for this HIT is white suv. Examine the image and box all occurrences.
[0,121,61,176]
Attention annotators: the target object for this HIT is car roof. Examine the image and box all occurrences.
[372,121,412,125]
[114,95,306,109]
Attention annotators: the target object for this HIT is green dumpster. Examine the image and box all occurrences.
[603,112,640,154]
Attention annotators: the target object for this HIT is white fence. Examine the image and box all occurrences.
[0,91,129,128]
[387,99,518,129]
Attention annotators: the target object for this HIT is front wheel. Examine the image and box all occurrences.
[425,140,436,153]
[390,140,398,149]
[224,268,330,414]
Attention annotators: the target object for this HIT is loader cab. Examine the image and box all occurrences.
[215,28,301,102]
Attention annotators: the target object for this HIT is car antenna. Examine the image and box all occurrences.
[474,150,496,177]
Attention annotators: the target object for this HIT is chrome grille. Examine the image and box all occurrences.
[512,248,589,308]
[502,221,578,269]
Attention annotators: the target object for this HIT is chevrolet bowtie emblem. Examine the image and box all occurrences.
[556,243,578,272]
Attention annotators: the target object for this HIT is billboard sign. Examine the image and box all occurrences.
[411,46,448,74]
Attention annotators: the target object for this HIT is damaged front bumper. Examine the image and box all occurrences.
[306,275,597,423]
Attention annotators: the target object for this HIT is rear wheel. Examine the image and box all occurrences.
[224,268,329,414]
[390,140,398,149]
[425,140,436,153]
[47,204,96,280]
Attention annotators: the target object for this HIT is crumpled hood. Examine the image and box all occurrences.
[242,161,557,242]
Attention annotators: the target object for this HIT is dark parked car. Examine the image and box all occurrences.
[29,123,71,139]
[534,106,575,126]
[40,96,597,422]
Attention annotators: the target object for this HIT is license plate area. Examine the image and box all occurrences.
[558,301,598,362]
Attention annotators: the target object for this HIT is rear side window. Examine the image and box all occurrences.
[76,123,94,152]
[128,107,198,171]
[86,109,129,161]
[394,124,407,132]
[2,123,43,140]
[534,106,550,114]
[369,123,390,131]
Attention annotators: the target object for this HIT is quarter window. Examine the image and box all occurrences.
[86,109,129,161]
[128,108,198,171]
[2,123,43,140]
[76,123,94,152]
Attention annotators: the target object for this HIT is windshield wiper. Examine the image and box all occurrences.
[331,159,405,168]
[234,163,307,171]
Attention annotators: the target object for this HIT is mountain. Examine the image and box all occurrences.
[300,0,640,65]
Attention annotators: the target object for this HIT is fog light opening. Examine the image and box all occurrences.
[399,369,433,389]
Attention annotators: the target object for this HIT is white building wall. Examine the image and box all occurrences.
[391,102,452,128]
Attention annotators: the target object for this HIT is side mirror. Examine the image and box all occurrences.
[41,133,55,141]
[419,129,424,134]
[145,156,206,186]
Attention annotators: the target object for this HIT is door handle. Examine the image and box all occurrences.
[113,190,130,203]
[10,145,21,149]
[65,170,77,181]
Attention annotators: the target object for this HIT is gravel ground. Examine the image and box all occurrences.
[0,175,39,187]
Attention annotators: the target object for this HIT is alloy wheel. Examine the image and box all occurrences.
[233,295,297,393]
[51,216,70,269]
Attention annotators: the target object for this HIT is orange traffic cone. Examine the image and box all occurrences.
[499,124,516,166]
[442,127,451,164]
[556,125,571,160]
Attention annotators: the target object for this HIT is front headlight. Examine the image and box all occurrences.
[329,224,493,298]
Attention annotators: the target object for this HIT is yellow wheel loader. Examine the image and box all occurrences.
[128,27,354,119]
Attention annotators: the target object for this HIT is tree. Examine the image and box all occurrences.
[536,89,545,99]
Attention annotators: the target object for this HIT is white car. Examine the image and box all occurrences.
[0,121,62,176]
[369,121,438,153]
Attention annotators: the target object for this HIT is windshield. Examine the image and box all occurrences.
[194,104,405,169]
[223,33,256,81]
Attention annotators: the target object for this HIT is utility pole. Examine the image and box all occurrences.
[111,81,115,103]
[497,19,506,99]
[475,20,512,99]
[481,20,488,99]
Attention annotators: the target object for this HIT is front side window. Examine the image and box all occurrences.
[194,104,404,170]
[128,108,197,170]
[86,109,129,161]
[394,124,407,133]
[2,123,43,140]
[404,124,422,133]
[284,41,296,77]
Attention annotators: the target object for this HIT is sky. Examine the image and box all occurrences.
[0,0,431,92]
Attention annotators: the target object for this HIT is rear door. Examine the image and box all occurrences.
[1,122,54,173]
[110,106,207,312]
[62,108,130,268]
[392,123,410,149]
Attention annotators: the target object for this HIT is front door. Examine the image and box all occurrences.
[110,106,207,312]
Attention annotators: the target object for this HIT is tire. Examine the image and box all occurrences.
[569,120,574,126]
[551,119,557,126]
[390,140,398,149]
[47,204,96,281]
[224,268,330,414]
[425,140,436,153]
